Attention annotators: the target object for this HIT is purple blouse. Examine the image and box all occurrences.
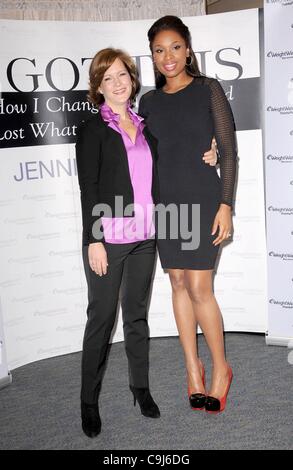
[100,102,155,244]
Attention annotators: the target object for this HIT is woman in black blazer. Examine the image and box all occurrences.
[76,47,217,438]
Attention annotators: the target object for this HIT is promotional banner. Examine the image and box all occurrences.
[0,9,267,370]
[264,1,293,346]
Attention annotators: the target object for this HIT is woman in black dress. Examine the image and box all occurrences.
[139,16,237,413]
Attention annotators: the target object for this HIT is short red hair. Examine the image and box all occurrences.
[87,48,140,107]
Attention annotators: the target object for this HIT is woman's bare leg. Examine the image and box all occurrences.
[168,269,205,394]
[183,269,230,398]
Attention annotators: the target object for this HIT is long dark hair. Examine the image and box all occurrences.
[148,15,202,89]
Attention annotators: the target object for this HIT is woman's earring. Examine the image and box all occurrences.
[186,56,193,67]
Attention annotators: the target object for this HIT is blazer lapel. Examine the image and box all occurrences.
[96,112,132,186]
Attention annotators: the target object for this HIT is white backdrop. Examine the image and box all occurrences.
[264,1,293,346]
[0,9,267,371]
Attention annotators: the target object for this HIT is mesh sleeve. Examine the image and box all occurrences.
[208,78,237,208]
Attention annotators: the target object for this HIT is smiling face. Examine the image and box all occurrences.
[98,57,132,109]
[152,29,190,80]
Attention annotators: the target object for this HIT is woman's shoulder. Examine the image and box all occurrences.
[192,76,226,99]
[78,112,103,127]
[193,75,218,87]
[138,89,158,118]
[76,113,105,141]
[197,76,226,94]
[76,113,105,137]
[140,89,157,100]
[139,89,158,107]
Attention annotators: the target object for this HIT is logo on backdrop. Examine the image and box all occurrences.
[266,154,293,162]
[266,105,293,114]
[267,206,293,214]
[267,51,293,59]
[269,299,293,308]
[269,251,293,261]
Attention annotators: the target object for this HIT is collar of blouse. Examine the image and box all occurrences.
[100,100,144,129]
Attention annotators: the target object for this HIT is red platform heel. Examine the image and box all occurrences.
[188,359,206,411]
[205,364,233,414]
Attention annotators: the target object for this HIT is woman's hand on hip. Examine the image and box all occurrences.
[88,242,108,276]
[211,204,233,246]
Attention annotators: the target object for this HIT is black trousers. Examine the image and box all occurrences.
[81,238,156,404]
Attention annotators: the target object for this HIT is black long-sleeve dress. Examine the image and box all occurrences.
[139,76,237,270]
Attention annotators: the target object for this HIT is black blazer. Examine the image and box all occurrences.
[75,112,160,245]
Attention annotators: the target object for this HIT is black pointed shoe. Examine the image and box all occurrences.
[129,386,160,418]
[81,401,101,438]
[205,365,233,414]
[189,393,206,410]
[187,359,206,410]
